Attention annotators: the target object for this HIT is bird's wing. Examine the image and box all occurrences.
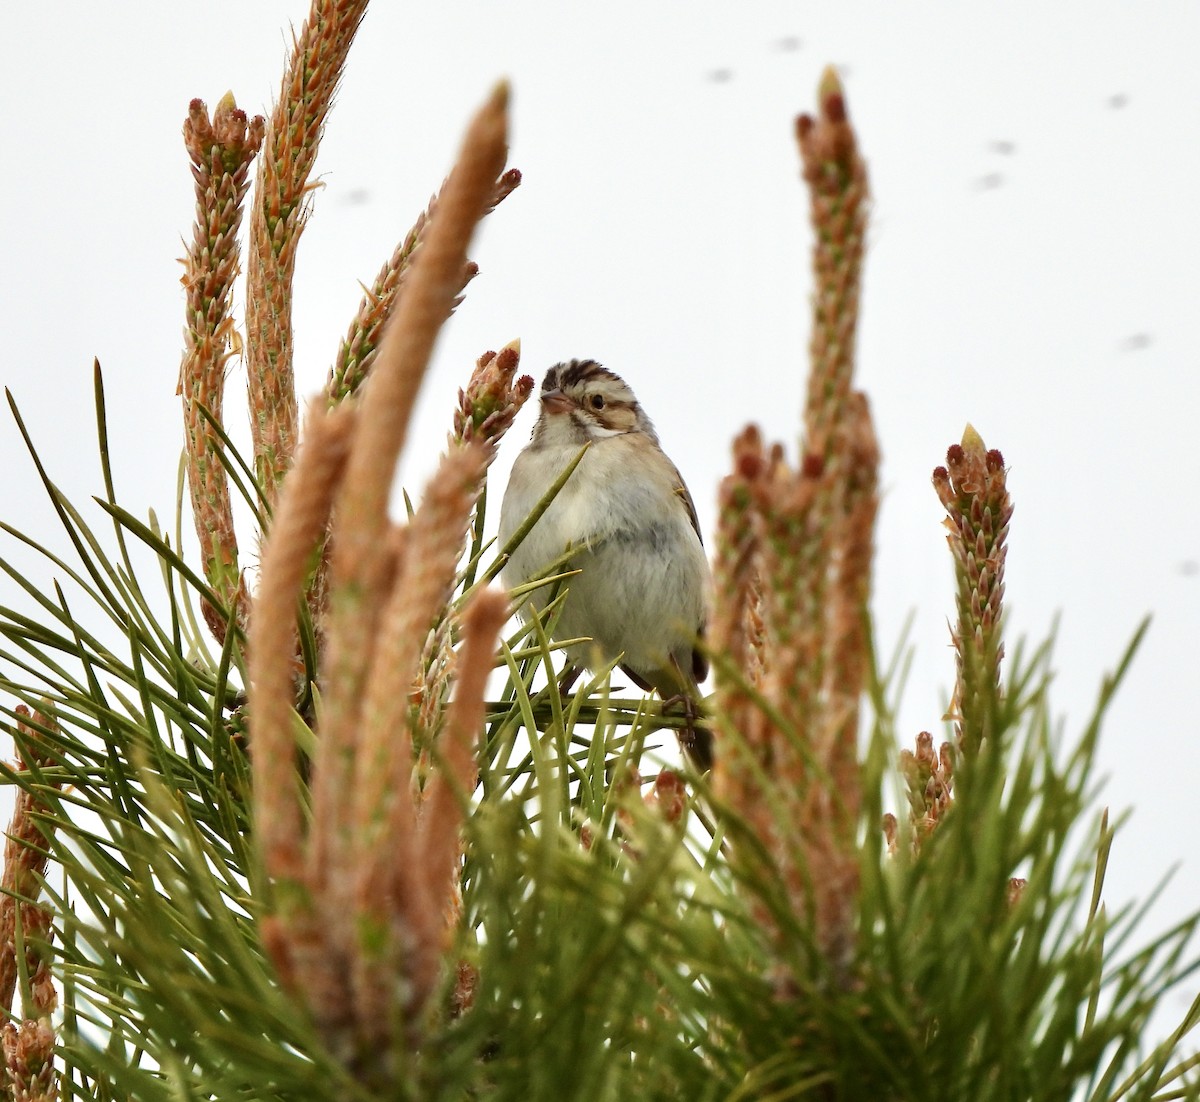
[669,463,704,547]
[669,461,709,682]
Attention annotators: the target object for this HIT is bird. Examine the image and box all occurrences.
[498,359,713,769]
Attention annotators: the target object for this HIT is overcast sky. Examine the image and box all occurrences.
[3,1,1199,1031]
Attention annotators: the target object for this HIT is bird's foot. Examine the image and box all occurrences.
[660,692,712,773]
[556,664,583,696]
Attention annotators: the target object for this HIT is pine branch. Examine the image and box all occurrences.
[245,0,370,505]
[178,94,264,642]
[0,28,1196,1102]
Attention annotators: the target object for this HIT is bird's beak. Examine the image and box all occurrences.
[540,388,574,415]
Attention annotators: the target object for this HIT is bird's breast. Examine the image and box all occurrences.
[500,437,705,592]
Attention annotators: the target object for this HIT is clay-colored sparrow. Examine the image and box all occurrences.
[498,360,712,768]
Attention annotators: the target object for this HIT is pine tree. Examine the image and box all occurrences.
[1,5,1197,1099]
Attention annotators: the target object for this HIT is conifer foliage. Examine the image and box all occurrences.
[1,4,1197,1100]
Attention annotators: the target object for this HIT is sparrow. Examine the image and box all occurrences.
[498,360,712,769]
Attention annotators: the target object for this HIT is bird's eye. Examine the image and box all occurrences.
[590,394,605,411]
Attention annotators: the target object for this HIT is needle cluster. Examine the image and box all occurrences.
[0,9,1196,1102]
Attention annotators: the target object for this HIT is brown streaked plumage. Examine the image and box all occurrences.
[499,360,713,768]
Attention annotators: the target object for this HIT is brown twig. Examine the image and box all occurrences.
[408,341,533,741]
[312,82,511,890]
[250,405,358,890]
[797,66,869,470]
[892,430,1010,851]
[825,393,878,824]
[346,445,487,1003]
[1,708,62,1102]
[1,1017,56,1102]
[179,94,264,641]
[712,69,877,987]
[710,427,769,750]
[898,731,955,848]
[933,424,1012,753]
[245,0,370,506]
[249,84,512,1079]
[326,170,522,406]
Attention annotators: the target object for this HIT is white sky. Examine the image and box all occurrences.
[3,0,1199,1032]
